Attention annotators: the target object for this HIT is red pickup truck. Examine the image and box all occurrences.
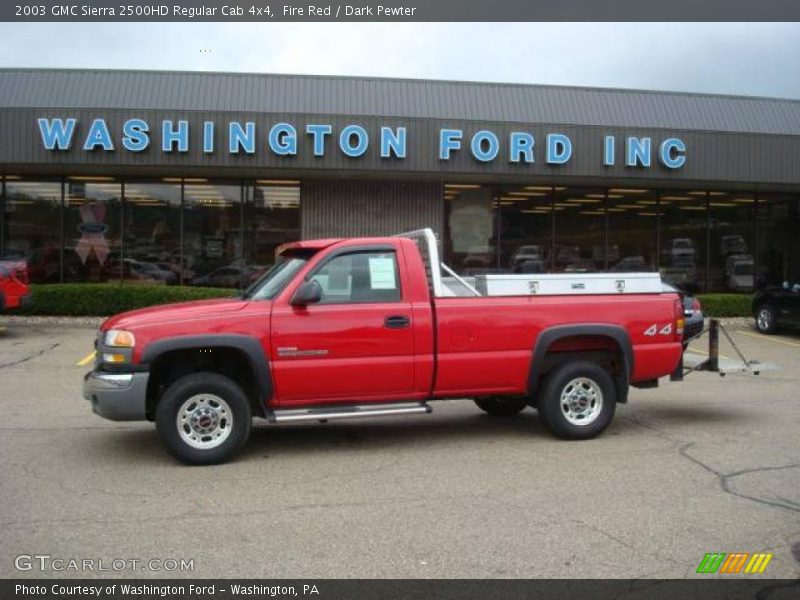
[0,260,30,313]
[84,230,684,465]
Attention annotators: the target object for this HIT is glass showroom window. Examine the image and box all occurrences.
[606,188,658,273]
[707,192,755,293]
[552,187,606,273]
[758,194,800,287]
[122,179,183,285]
[64,177,122,283]
[3,177,62,283]
[183,181,243,288]
[659,191,707,291]
[443,183,498,275]
[497,185,553,273]
[244,180,301,282]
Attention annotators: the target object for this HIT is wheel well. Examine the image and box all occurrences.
[145,347,262,420]
[534,335,629,403]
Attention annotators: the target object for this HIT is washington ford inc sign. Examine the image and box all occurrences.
[36,118,687,169]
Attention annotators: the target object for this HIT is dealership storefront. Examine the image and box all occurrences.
[1,69,799,291]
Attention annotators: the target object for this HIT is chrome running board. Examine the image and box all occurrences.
[269,402,432,423]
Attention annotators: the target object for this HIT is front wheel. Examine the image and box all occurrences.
[537,360,616,440]
[755,304,778,334]
[155,372,252,465]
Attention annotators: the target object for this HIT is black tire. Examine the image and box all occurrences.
[537,360,617,440]
[155,372,252,465]
[474,396,528,417]
[754,304,779,334]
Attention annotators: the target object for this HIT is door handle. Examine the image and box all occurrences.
[384,315,411,329]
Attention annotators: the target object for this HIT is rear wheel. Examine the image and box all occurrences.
[155,372,252,465]
[538,360,616,440]
[474,396,528,416]
[755,304,778,334]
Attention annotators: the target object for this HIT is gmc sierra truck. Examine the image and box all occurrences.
[84,229,685,465]
[0,260,30,313]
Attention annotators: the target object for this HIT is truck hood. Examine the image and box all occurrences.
[101,297,249,331]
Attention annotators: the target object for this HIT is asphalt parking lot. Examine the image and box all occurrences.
[1,318,799,579]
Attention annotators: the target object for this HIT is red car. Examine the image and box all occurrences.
[84,230,685,464]
[0,260,31,312]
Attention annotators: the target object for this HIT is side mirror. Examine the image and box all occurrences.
[290,279,322,306]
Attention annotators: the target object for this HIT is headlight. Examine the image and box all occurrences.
[104,329,136,348]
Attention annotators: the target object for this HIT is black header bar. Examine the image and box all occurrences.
[3,0,800,22]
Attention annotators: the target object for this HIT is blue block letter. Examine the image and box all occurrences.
[659,138,686,169]
[626,137,652,167]
[439,129,463,160]
[162,120,189,153]
[269,123,297,156]
[203,121,215,154]
[122,119,150,152]
[380,127,406,159]
[509,132,534,163]
[339,125,369,157]
[306,124,332,157]
[546,134,572,164]
[83,119,114,151]
[603,135,615,166]
[229,122,255,154]
[38,118,76,150]
[471,130,499,162]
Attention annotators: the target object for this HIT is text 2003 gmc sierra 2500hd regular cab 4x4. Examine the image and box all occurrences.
[84,229,685,465]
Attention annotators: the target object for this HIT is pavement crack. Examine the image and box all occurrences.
[572,519,683,568]
[679,442,800,514]
[0,342,60,369]
[617,405,685,445]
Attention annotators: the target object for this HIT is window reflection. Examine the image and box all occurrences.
[659,191,706,290]
[244,180,301,282]
[122,180,182,285]
[607,188,657,273]
[553,187,605,272]
[498,185,552,273]
[65,177,122,283]
[443,184,497,275]
[708,193,755,292]
[758,194,800,287]
[184,182,242,288]
[4,178,61,283]
[3,175,798,296]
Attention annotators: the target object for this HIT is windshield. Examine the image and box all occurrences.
[243,252,313,300]
[734,263,753,275]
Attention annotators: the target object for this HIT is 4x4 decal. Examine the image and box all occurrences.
[644,323,673,336]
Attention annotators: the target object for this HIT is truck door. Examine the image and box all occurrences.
[270,247,417,406]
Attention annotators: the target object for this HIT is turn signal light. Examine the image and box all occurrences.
[676,318,685,336]
[102,353,127,364]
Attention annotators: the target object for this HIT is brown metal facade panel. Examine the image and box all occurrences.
[2,69,800,135]
[301,180,443,239]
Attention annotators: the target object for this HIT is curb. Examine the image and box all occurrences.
[0,315,104,328]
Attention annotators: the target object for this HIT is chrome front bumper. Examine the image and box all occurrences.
[83,371,149,421]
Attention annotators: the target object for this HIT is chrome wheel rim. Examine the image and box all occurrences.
[560,377,603,426]
[177,394,233,450]
[757,309,771,331]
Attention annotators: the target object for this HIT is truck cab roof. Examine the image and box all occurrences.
[277,238,343,254]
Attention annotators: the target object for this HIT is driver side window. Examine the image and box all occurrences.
[310,251,401,304]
